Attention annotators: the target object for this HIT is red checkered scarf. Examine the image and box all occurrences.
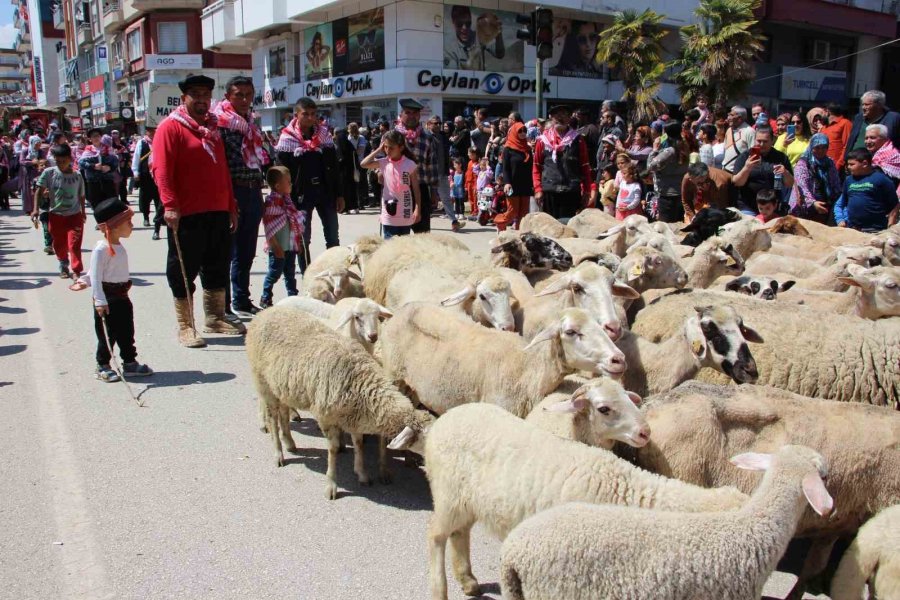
[263,191,305,252]
[168,104,221,163]
[873,139,900,181]
[395,120,422,144]
[213,99,266,169]
[275,119,333,156]
[539,126,578,162]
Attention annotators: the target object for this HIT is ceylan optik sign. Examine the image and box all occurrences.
[416,70,551,95]
[306,74,374,100]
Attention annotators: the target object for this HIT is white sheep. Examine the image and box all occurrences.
[831,504,900,600]
[423,403,749,600]
[870,230,900,266]
[565,207,620,239]
[276,295,394,352]
[380,303,626,418]
[719,217,773,260]
[746,244,883,280]
[631,289,900,407]
[682,236,746,288]
[795,216,877,246]
[302,237,381,299]
[499,445,832,600]
[302,266,361,303]
[613,246,689,293]
[246,307,434,499]
[777,264,900,320]
[628,381,900,599]
[519,211,577,238]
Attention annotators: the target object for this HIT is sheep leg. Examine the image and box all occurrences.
[377,436,392,484]
[350,433,371,486]
[785,536,838,600]
[322,425,342,500]
[279,406,298,454]
[428,515,451,600]
[449,526,480,596]
[257,396,268,433]
[264,400,285,467]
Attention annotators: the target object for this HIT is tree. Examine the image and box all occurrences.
[674,0,766,117]
[594,8,668,125]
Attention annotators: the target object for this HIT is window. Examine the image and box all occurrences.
[127,28,142,61]
[157,21,188,54]
[268,45,286,78]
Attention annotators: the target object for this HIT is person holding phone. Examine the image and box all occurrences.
[775,111,811,167]
[732,125,793,216]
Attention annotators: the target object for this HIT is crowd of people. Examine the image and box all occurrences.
[4,76,899,382]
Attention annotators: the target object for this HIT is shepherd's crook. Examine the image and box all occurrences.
[101,315,144,407]
[172,227,199,338]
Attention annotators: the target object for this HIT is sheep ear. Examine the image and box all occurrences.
[441,285,476,306]
[597,224,624,239]
[333,311,353,329]
[612,282,641,299]
[490,240,518,254]
[778,280,796,292]
[740,322,764,344]
[802,473,834,517]
[684,317,707,360]
[730,452,773,471]
[626,392,642,406]
[625,259,645,282]
[347,270,362,281]
[534,274,572,297]
[314,271,332,281]
[544,397,590,414]
[387,426,417,450]
[376,304,394,319]
[522,323,558,351]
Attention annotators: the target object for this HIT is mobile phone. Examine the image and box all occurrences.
[750,147,761,158]
[786,124,796,137]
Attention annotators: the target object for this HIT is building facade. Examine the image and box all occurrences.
[0,46,29,97]
[11,0,65,108]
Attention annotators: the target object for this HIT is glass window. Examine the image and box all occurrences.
[157,22,189,54]
[127,28,142,61]
[268,45,286,77]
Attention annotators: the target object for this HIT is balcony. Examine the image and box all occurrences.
[765,0,898,38]
[102,1,124,33]
[76,21,93,47]
[131,0,204,10]
[53,3,64,29]
[201,0,255,53]
[13,32,31,53]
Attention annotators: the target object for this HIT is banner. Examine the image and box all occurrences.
[304,23,334,80]
[348,8,385,74]
[548,19,604,80]
[304,8,385,80]
[443,5,524,72]
[780,67,847,103]
[145,84,182,128]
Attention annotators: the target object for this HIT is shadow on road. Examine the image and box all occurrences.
[0,344,26,357]
[204,336,246,347]
[138,370,236,389]
[2,327,39,336]
[0,278,51,290]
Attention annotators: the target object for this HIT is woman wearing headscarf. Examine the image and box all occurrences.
[19,133,45,214]
[648,121,690,223]
[790,133,841,223]
[496,121,533,231]
[78,129,120,210]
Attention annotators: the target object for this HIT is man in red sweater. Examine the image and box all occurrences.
[532,104,592,219]
[153,74,242,348]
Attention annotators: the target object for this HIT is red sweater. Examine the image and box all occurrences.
[152,116,236,217]
[532,136,593,196]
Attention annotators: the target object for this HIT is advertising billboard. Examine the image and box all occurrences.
[304,8,385,81]
[443,5,524,72]
[548,18,605,80]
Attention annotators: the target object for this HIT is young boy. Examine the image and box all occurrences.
[31,144,86,281]
[87,198,152,382]
[835,148,899,232]
[755,189,779,224]
[259,166,305,308]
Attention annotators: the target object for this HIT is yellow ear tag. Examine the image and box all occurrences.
[630,263,644,278]
[691,340,704,354]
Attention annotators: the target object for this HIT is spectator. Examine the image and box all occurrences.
[846,90,900,158]
[692,94,712,133]
[713,119,728,169]
[755,189,779,224]
[835,148,899,232]
[864,123,900,182]
[359,130,421,239]
[732,125,793,215]
[790,133,841,223]
[496,121,532,231]
[465,146,478,216]
[751,102,778,131]
[774,111,811,167]
[575,107,600,172]
[615,163,643,220]
[680,161,732,222]
[601,100,626,129]
[806,107,827,134]
[648,121,691,223]
[599,109,625,142]
[449,116,471,170]
[681,111,700,154]
[698,124,718,168]
[722,105,756,174]
[470,107,491,157]
[774,113,791,138]
[597,164,617,215]
[821,103,852,172]
[621,125,652,171]
[338,122,371,215]
[532,104,592,220]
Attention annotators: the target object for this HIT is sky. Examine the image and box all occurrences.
[0,3,18,50]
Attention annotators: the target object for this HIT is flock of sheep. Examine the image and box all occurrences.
[244,208,900,600]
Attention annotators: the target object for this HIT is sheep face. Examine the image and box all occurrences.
[835,245,884,269]
[868,234,900,267]
[838,265,900,319]
[725,276,796,300]
[524,308,627,378]
[491,233,572,273]
[545,380,650,448]
[305,279,338,304]
[598,215,651,247]
[440,277,516,332]
[681,207,741,247]
[685,305,763,384]
[334,299,393,344]
[698,238,745,278]
[627,233,677,259]
[617,248,689,291]
[314,267,361,301]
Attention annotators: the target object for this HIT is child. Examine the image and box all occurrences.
[475,156,494,199]
[87,198,152,382]
[465,147,478,217]
[755,189,779,224]
[450,158,466,219]
[259,166,305,308]
[615,163,643,220]
[78,129,119,211]
[835,148,899,232]
[360,130,421,239]
[31,144,86,282]
[598,165,618,215]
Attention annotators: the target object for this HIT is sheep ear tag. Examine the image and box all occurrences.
[629,262,644,279]
[730,452,772,471]
[802,473,834,517]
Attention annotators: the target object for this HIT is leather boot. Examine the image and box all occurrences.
[203,289,246,334]
[174,297,206,348]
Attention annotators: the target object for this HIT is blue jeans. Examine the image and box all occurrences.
[382,224,411,239]
[230,186,264,307]
[261,251,298,302]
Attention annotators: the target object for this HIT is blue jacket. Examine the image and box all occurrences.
[834,169,898,231]
[845,109,900,161]
[78,152,119,183]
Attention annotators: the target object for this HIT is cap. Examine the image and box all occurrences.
[178,74,215,93]
[94,198,131,225]
[548,104,572,117]
[399,98,424,111]
[601,134,617,146]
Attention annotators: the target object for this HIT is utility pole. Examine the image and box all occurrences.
[517,6,553,118]
[536,57,544,118]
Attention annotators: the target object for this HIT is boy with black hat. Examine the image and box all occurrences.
[86,198,153,382]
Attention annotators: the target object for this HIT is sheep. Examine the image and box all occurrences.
[519,211,577,238]
[277,295,394,352]
[682,236,745,288]
[302,238,381,299]
[594,214,656,257]
[768,214,812,237]
[524,376,650,449]
[424,403,749,600]
[615,305,762,396]
[796,216,876,246]
[379,303,627,418]
[302,266,361,303]
[680,206,744,247]
[831,504,900,600]
[631,289,900,407]
[778,264,900,320]
[870,230,900,266]
[747,244,884,279]
[488,231,573,273]
[614,246,689,293]
[724,275,796,299]
[565,207,619,239]
[628,381,900,599]
[719,217,773,260]
[246,307,434,499]
[499,445,832,600]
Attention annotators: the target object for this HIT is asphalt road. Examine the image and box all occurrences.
[0,195,827,599]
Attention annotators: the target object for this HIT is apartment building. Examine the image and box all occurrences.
[11,0,65,108]
[0,46,29,97]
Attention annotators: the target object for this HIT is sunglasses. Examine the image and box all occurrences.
[357,29,377,46]
[576,34,599,45]
[791,120,803,125]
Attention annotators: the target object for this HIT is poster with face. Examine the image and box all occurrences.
[348,8,385,75]
[548,19,605,79]
[304,24,334,80]
[443,5,524,72]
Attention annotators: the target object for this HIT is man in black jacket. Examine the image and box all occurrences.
[338,122,371,215]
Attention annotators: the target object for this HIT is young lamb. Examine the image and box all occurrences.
[778,264,900,320]
[565,207,619,239]
[615,305,762,396]
[276,295,393,352]
[831,504,900,600]
[725,275,796,299]
[488,231,573,273]
[499,445,832,600]
[525,376,650,449]
[424,403,749,600]
[629,381,900,599]
[519,211,578,238]
[379,303,626,418]
[246,307,434,499]
[631,289,900,407]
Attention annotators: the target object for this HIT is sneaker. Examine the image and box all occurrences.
[43,246,53,255]
[143,218,150,227]
[351,209,359,215]
[232,302,261,317]
[259,296,273,309]
[451,221,466,232]
[151,231,160,241]
[95,365,120,383]
[122,362,153,377]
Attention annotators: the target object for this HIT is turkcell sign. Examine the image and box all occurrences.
[417,70,551,95]
[306,74,374,99]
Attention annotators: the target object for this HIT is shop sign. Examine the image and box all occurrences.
[91,89,106,109]
[81,81,91,97]
[416,69,550,95]
[254,86,287,109]
[305,74,374,100]
[34,56,43,93]
[145,54,202,70]
[145,83,182,128]
[88,75,106,94]
[79,97,92,110]
[780,67,846,103]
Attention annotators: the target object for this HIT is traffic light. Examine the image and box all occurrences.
[516,13,535,46]
[535,8,553,60]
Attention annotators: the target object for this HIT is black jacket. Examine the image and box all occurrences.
[502,146,533,197]
[276,146,342,210]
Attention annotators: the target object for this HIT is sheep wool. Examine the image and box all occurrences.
[832,504,900,600]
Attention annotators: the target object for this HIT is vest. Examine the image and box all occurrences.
[541,134,583,194]
[137,139,152,179]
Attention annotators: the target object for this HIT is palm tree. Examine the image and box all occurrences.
[594,8,668,125]
[674,0,766,117]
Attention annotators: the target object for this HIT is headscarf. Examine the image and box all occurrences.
[275,118,333,156]
[505,122,530,161]
[800,133,835,200]
[167,104,221,163]
[81,134,113,160]
[26,134,43,161]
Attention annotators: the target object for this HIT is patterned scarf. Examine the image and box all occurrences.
[27,135,42,161]
[395,120,422,145]
[213,99,266,169]
[539,126,578,162]
[263,191,305,252]
[168,104,220,163]
[872,139,900,181]
[80,135,112,160]
[800,133,835,200]
[275,119,333,156]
